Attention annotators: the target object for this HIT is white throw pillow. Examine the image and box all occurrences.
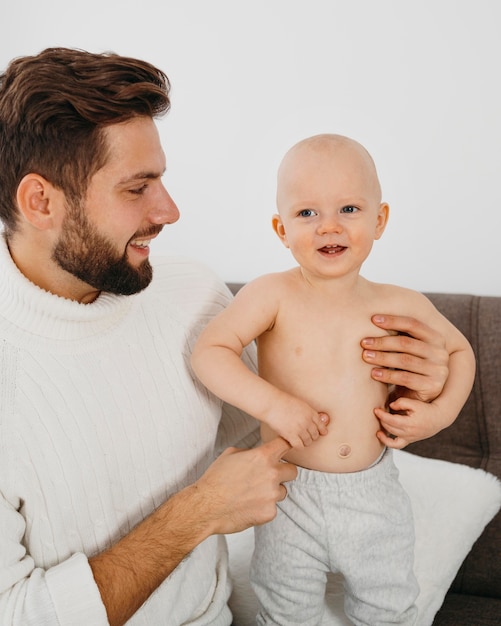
[226,450,501,626]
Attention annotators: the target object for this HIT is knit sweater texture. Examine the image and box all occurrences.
[0,237,258,625]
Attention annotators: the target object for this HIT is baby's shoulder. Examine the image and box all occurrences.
[240,268,302,297]
[367,281,433,313]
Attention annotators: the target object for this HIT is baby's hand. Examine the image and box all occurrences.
[374,397,445,449]
[265,396,329,448]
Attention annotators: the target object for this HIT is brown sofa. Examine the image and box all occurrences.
[227,285,501,624]
[408,293,501,624]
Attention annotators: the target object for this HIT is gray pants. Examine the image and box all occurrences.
[250,448,419,626]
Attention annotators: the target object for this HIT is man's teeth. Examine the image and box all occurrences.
[131,239,151,248]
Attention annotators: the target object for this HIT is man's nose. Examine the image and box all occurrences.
[148,186,180,225]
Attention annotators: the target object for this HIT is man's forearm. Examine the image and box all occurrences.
[89,438,297,625]
[89,484,210,626]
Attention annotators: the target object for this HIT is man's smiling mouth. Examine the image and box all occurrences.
[130,238,152,248]
[129,226,163,249]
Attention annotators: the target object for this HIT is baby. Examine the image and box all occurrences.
[191,133,475,624]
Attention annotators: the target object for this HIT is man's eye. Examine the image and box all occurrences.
[298,209,316,217]
[129,184,148,195]
[341,205,358,213]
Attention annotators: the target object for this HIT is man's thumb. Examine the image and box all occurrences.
[261,436,292,460]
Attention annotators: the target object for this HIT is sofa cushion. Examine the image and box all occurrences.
[432,593,501,626]
[409,294,501,599]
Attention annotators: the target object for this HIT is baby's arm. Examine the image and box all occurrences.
[191,276,328,448]
[374,292,475,448]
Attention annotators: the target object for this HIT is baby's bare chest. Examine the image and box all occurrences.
[258,305,387,392]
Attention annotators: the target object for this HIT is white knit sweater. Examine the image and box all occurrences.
[0,237,258,625]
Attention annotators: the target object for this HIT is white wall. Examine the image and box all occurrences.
[3,0,500,295]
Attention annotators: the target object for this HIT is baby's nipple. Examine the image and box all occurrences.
[338,444,352,459]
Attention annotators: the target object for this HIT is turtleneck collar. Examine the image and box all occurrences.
[0,234,136,344]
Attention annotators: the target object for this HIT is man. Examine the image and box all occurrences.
[0,48,449,625]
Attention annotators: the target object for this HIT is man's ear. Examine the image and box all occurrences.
[374,202,390,240]
[16,173,61,230]
[272,213,290,248]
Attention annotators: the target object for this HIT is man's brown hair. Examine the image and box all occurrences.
[0,47,171,235]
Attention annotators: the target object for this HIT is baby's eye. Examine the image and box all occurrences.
[340,205,358,213]
[298,209,317,217]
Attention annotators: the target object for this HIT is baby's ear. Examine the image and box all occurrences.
[374,202,390,240]
[272,214,290,248]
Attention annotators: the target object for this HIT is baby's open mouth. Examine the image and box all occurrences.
[318,245,346,254]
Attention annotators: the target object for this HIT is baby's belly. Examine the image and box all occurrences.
[260,360,389,473]
[261,406,385,473]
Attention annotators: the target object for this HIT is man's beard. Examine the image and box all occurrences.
[52,201,157,296]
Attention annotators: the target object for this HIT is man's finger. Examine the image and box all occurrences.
[377,430,407,449]
[261,436,292,460]
[370,366,419,387]
[368,314,438,342]
[362,335,426,360]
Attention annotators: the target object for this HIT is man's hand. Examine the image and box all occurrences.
[89,437,297,626]
[194,437,298,534]
[361,314,449,402]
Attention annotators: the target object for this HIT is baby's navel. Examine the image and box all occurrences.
[338,444,352,459]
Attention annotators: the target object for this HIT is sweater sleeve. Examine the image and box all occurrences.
[0,496,108,625]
